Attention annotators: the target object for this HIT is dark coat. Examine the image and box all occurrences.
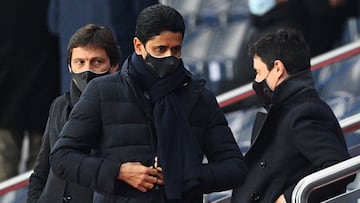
[27,84,93,203]
[50,59,247,203]
[231,70,352,203]
[0,0,60,132]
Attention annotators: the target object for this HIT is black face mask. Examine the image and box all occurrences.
[252,78,273,108]
[71,71,109,92]
[144,54,181,78]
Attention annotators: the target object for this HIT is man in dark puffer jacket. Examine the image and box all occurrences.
[50,4,247,203]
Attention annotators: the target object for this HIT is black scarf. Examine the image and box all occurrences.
[126,54,202,199]
[69,81,82,108]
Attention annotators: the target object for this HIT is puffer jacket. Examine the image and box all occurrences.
[50,58,247,203]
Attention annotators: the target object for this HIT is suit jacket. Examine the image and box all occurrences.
[231,70,352,203]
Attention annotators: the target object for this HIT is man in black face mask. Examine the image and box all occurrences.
[27,24,120,203]
[231,28,354,203]
[49,4,247,203]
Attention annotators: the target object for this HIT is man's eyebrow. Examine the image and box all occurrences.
[72,58,84,61]
[91,56,106,59]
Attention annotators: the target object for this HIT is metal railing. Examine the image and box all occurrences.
[291,155,360,203]
[340,112,360,135]
[290,113,360,203]
[0,171,31,196]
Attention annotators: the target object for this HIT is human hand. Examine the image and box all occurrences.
[117,162,163,192]
[152,156,164,185]
[151,165,164,185]
[275,194,286,203]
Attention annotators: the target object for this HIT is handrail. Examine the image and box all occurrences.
[216,83,254,108]
[290,112,360,203]
[0,170,31,196]
[291,155,360,203]
[339,112,360,134]
[310,39,360,71]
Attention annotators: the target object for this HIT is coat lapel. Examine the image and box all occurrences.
[246,111,267,154]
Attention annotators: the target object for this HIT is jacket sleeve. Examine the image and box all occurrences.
[283,101,352,201]
[27,106,53,202]
[49,81,121,194]
[195,89,247,194]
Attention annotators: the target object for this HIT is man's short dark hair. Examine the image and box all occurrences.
[135,4,185,45]
[67,24,121,67]
[249,28,311,75]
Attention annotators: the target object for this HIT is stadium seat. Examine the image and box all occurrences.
[197,0,232,27]
[228,0,249,23]
[204,21,250,94]
[162,0,202,31]
[181,25,217,79]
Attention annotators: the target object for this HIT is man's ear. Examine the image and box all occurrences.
[133,37,143,55]
[274,59,288,80]
[110,64,119,73]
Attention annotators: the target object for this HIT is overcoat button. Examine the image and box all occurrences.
[63,196,72,202]
[260,161,266,168]
[251,193,261,201]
